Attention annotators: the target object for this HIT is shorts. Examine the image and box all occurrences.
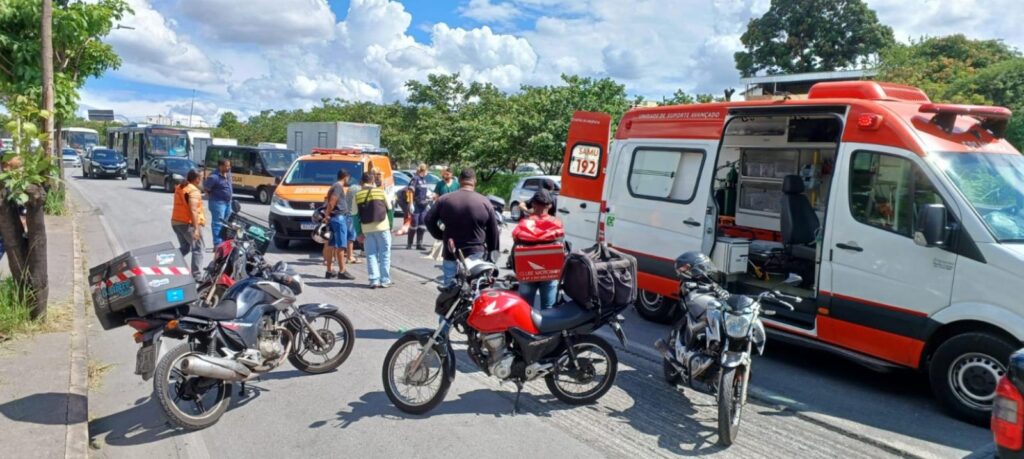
[329,215,350,248]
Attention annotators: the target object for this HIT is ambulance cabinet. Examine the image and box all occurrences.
[712,237,750,278]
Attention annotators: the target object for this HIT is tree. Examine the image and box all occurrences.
[734,0,894,77]
[41,0,54,160]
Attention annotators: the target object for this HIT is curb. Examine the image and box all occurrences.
[65,204,88,459]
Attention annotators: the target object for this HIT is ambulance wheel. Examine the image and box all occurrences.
[636,290,674,324]
[257,187,271,204]
[929,332,1015,425]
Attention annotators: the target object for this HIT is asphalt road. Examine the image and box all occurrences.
[70,171,990,458]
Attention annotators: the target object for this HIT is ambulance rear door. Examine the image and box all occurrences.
[558,111,612,249]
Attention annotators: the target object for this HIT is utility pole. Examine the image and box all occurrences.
[188,89,195,127]
[41,0,55,158]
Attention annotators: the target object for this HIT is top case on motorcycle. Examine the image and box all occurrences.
[187,299,238,321]
[530,301,597,334]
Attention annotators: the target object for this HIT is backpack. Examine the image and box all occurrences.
[560,243,637,314]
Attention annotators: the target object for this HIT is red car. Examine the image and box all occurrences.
[994,349,1024,458]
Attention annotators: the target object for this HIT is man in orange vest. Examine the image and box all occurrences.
[172,169,206,279]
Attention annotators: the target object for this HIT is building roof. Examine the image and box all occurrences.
[740,69,878,85]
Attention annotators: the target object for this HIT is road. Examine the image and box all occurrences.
[70,172,990,458]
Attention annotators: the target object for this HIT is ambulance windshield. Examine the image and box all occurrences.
[934,152,1024,242]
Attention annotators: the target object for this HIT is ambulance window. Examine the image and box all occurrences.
[849,151,942,237]
[627,148,705,203]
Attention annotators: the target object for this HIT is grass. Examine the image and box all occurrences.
[0,276,35,340]
[477,172,520,201]
[87,359,114,391]
[44,186,67,216]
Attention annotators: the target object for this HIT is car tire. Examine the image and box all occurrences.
[635,290,676,324]
[164,178,173,193]
[121,174,127,181]
[141,175,150,190]
[929,331,1017,425]
[257,187,271,204]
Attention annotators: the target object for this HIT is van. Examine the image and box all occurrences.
[205,145,298,204]
[269,147,393,249]
[559,81,1024,423]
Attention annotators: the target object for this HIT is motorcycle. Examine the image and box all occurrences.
[654,251,801,446]
[130,261,355,430]
[382,243,626,414]
[196,202,274,307]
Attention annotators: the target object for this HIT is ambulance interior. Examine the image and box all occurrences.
[710,114,842,328]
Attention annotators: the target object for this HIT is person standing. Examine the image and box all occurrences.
[323,170,355,280]
[433,167,458,200]
[353,172,393,288]
[171,169,206,279]
[406,163,431,250]
[512,189,564,309]
[344,170,362,265]
[426,168,500,286]
[204,158,233,247]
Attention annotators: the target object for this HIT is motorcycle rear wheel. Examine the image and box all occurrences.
[154,343,231,430]
[546,335,618,405]
[717,365,745,446]
[288,311,355,374]
[382,333,452,414]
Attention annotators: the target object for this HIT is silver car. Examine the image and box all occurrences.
[61,148,82,168]
[509,175,561,221]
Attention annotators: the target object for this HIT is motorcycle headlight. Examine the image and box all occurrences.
[724,312,753,339]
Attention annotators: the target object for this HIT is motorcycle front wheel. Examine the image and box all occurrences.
[154,343,231,430]
[382,333,452,414]
[545,335,618,405]
[717,365,747,446]
[288,311,355,374]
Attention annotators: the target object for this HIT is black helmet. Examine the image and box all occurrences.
[674,251,717,280]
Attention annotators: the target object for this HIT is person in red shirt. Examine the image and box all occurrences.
[512,189,563,309]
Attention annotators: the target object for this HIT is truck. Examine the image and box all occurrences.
[557,80,1024,425]
[286,122,383,156]
[188,129,238,165]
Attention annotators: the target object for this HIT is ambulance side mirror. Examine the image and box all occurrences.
[914,204,948,248]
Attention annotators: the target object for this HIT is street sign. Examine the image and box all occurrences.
[88,109,115,122]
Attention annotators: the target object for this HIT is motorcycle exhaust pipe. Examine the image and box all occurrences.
[181,355,252,382]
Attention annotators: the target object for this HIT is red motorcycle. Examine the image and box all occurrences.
[197,208,274,307]
[382,243,629,414]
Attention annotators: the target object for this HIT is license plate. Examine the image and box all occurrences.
[300,222,317,230]
[135,342,157,379]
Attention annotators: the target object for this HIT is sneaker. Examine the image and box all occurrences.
[416,245,425,251]
[369,283,380,289]
[325,271,336,279]
[380,281,393,289]
[338,271,356,280]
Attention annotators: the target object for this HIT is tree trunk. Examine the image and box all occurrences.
[0,201,29,282]
[23,185,48,319]
[41,0,55,158]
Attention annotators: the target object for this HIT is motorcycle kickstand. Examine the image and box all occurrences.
[512,380,524,416]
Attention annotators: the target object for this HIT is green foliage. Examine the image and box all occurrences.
[2,96,56,205]
[0,275,35,338]
[735,0,894,77]
[62,116,121,138]
[44,184,65,215]
[878,35,1024,148]
[476,172,519,200]
[0,0,130,122]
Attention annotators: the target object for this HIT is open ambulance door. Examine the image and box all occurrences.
[558,111,612,250]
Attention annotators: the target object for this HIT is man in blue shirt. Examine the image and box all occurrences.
[204,158,233,247]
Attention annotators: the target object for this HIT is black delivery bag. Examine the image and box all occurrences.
[560,243,637,314]
[89,241,198,330]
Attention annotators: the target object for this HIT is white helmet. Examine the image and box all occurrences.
[312,222,332,244]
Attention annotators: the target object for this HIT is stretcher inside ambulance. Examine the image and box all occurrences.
[558,81,1024,424]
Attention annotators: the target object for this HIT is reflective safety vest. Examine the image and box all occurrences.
[172,183,206,226]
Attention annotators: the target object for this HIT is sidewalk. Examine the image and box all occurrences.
[0,210,88,458]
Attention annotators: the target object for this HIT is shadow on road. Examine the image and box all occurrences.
[88,396,187,447]
[0,392,87,425]
[355,328,401,341]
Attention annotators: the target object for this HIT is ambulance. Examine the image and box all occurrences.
[558,81,1024,423]
[269,147,393,249]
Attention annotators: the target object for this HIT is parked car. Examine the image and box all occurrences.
[514,162,545,175]
[994,348,1024,458]
[509,175,561,221]
[61,148,81,168]
[82,148,127,180]
[141,157,198,192]
[0,138,13,150]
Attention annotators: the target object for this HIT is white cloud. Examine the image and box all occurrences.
[866,0,1024,47]
[104,0,225,91]
[460,0,521,23]
[178,0,336,45]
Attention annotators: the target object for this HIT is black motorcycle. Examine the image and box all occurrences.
[655,251,800,446]
[130,262,355,430]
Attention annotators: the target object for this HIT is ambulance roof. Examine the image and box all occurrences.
[615,81,1018,157]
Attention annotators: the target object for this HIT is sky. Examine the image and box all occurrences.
[80,0,1024,126]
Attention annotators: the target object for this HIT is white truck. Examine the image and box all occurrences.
[286,122,383,156]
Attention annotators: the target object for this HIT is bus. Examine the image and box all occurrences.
[60,127,100,154]
[107,125,190,175]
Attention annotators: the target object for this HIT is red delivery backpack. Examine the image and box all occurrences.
[511,217,566,282]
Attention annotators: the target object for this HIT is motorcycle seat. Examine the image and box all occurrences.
[531,301,597,334]
[187,299,238,321]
